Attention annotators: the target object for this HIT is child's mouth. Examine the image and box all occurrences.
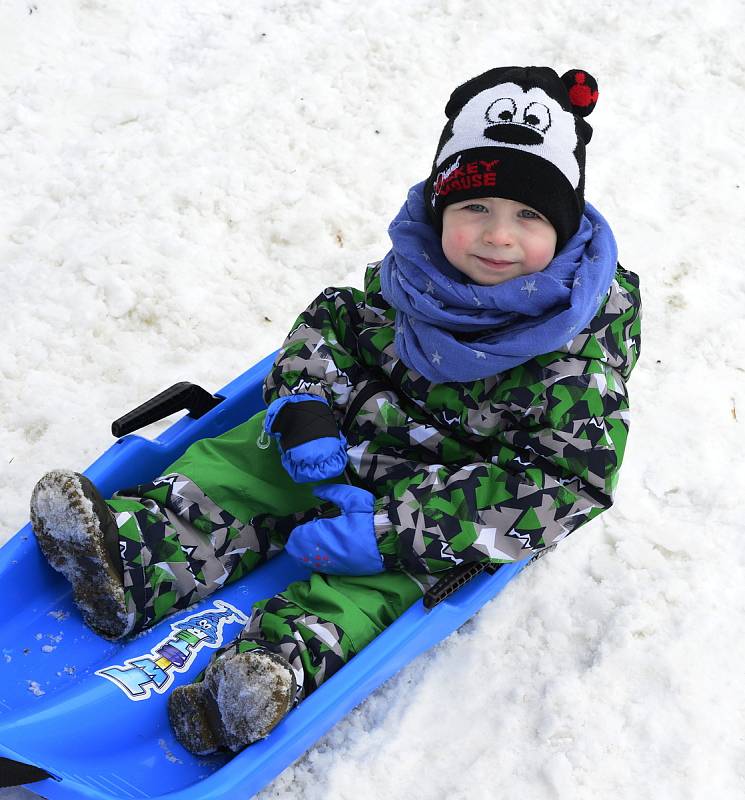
[476,256,515,269]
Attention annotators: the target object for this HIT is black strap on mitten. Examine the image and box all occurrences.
[251,502,341,545]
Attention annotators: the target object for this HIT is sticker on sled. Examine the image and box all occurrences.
[96,600,248,701]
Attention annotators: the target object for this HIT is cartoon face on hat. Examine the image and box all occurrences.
[435,81,582,188]
[424,66,599,249]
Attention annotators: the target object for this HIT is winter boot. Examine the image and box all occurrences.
[168,649,296,755]
[30,470,128,640]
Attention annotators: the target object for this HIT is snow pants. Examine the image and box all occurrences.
[106,411,428,700]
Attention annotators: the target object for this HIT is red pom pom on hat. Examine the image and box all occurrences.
[561,69,599,117]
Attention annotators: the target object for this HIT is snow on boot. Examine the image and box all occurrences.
[30,470,128,640]
[168,649,296,755]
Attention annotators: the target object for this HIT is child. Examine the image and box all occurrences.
[29,66,641,755]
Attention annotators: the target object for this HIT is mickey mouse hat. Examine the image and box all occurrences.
[425,66,599,249]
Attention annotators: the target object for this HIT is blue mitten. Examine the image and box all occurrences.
[285,485,384,576]
[264,394,348,483]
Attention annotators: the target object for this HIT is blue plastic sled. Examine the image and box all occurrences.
[0,352,533,799]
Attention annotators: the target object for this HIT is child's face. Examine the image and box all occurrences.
[441,197,557,286]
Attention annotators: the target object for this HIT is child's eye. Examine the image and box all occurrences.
[518,209,542,220]
[464,203,488,213]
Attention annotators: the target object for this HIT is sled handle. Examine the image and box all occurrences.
[423,544,558,609]
[111,382,223,438]
[422,561,500,609]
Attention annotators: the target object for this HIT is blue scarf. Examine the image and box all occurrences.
[379,182,618,383]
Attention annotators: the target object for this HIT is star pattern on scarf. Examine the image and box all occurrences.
[475,351,487,359]
[521,279,538,297]
[425,280,435,294]
[573,276,582,288]
[589,253,599,263]
[431,351,442,365]
[420,249,431,262]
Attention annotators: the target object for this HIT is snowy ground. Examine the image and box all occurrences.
[2,0,745,798]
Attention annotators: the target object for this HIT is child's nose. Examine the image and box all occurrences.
[482,219,513,246]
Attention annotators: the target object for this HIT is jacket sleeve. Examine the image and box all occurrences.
[263,284,368,410]
[373,360,632,574]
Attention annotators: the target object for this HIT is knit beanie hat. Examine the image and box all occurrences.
[424,66,599,249]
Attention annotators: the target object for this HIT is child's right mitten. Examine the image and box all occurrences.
[264,394,348,483]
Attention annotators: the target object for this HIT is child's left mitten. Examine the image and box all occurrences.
[264,394,348,483]
[284,484,384,576]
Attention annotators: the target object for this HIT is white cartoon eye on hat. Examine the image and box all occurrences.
[486,97,551,140]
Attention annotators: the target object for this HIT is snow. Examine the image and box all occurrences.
[1,0,745,798]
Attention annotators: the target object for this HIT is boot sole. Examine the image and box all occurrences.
[30,470,128,640]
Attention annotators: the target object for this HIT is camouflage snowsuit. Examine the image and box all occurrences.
[107,261,641,700]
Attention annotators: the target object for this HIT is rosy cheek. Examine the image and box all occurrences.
[447,231,469,250]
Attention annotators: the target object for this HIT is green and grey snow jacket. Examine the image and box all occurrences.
[263,262,641,575]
